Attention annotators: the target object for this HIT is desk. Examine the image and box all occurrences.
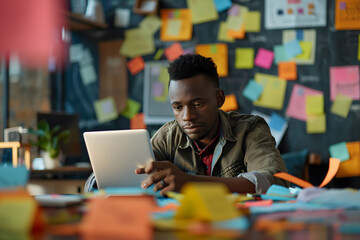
[27,167,92,195]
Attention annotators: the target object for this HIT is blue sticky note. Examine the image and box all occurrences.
[243,79,264,101]
[0,165,29,189]
[213,216,250,231]
[269,113,286,132]
[104,185,162,198]
[329,142,350,162]
[296,30,303,41]
[284,40,302,58]
[274,45,290,64]
[214,0,232,12]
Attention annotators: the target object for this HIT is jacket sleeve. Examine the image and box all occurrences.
[243,117,289,187]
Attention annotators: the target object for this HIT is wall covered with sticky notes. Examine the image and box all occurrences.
[64,0,360,186]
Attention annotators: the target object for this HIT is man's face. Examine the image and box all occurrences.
[169,74,224,146]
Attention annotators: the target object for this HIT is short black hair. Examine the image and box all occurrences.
[167,54,219,87]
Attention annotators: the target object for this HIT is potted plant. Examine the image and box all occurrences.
[30,119,71,169]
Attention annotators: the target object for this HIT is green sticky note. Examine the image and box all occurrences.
[274,45,290,64]
[217,22,235,43]
[295,41,312,60]
[329,142,350,162]
[210,44,218,54]
[235,48,254,69]
[306,114,326,134]
[331,94,353,118]
[94,97,119,123]
[358,34,360,61]
[174,10,181,18]
[121,98,141,119]
[306,95,324,115]
[154,48,164,60]
[244,11,261,32]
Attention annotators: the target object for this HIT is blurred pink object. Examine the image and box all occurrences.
[0,0,66,67]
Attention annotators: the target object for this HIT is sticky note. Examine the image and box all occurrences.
[127,56,145,75]
[284,39,302,58]
[269,113,286,132]
[358,34,360,61]
[139,15,162,34]
[253,73,287,110]
[187,0,218,24]
[152,82,164,97]
[244,11,261,32]
[130,113,146,129]
[94,97,119,123]
[243,79,264,101]
[227,24,245,39]
[331,94,353,118]
[114,8,130,27]
[166,19,181,37]
[330,65,360,101]
[164,42,183,62]
[69,44,83,63]
[176,182,238,221]
[217,22,235,43]
[306,95,324,115]
[80,63,97,85]
[228,5,239,16]
[295,41,312,60]
[329,142,350,162]
[274,45,290,64]
[121,98,141,119]
[153,48,164,60]
[154,67,169,102]
[0,166,29,189]
[196,44,228,77]
[306,114,326,134]
[235,48,254,69]
[120,28,155,58]
[336,142,360,178]
[254,48,274,69]
[220,94,238,112]
[278,61,297,80]
[160,9,192,41]
[214,0,232,12]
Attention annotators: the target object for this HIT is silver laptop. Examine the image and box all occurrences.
[83,129,155,189]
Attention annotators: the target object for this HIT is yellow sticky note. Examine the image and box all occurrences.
[235,48,254,69]
[155,67,170,102]
[94,97,119,123]
[196,43,228,77]
[358,34,360,61]
[176,182,238,221]
[253,73,287,110]
[336,142,360,178]
[331,94,353,118]
[139,15,162,34]
[166,19,181,36]
[186,0,218,24]
[121,98,141,119]
[306,95,324,115]
[306,114,326,134]
[220,94,238,112]
[295,41,312,60]
[154,48,164,60]
[217,22,235,43]
[244,11,261,32]
[120,28,155,57]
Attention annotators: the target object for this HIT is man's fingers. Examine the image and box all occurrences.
[135,168,146,174]
[144,161,171,174]
[141,169,168,189]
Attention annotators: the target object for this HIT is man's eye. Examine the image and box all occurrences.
[194,103,202,107]
[173,105,182,110]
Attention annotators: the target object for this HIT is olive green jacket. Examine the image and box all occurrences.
[151,110,289,190]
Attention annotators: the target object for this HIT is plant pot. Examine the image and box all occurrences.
[40,151,62,169]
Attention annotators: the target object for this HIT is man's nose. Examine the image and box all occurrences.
[182,106,197,121]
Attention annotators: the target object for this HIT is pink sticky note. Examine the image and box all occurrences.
[286,84,323,121]
[288,0,301,3]
[339,2,346,10]
[152,82,164,97]
[330,66,360,101]
[254,48,274,69]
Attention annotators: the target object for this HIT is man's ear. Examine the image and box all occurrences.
[216,89,225,108]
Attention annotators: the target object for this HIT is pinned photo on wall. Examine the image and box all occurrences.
[94,97,119,123]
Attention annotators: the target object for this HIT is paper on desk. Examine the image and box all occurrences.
[220,94,238,112]
[336,141,360,178]
[94,97,118,123]
[121,98,141,119]
[176,182,238,221]
[253,73,287,110]
[0,166,29,189]
[196,44,228,77]
[260,184,297,201]
[242,79,263,101]
[139,15,162,35]
[274,158,340,188]
[80,197,154,240]
[186,0,218,24]
[331,94,353,118]
[235,48,254,69]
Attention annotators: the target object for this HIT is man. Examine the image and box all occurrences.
[85,54,288,195]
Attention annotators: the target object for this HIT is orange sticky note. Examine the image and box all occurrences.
[278,61,297,80]
[164,42,184,62]
[335,0,360,30]
[160,9,192,41]
[227,24,245,39]
[195,43,228,77]
[220,94,238,112]
[127,56,145,75]
[336,142,360,178]
[130,113,147,129]
[80,197,154,240]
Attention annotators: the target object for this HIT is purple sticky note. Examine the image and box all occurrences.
[254,48,274,69]
[298,8,304,14]
[152,82,164,97]
[228,5,239,16]
[339,2,346,10]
